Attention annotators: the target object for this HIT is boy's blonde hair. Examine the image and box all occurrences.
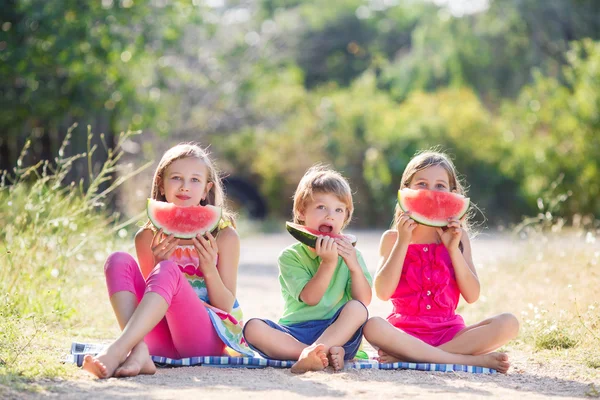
[143,143,235,231]
[393,150,470,232]
[293,165,354,228]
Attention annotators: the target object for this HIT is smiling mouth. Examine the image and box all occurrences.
[318,224,333,233]
[176,195,191,200]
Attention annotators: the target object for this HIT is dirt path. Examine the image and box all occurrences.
[22,232,600,399]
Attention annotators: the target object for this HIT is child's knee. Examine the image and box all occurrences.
[243,318,267,344]
[498,313,520,338]
[149,260,180,279]
[343,300,368,323]
[104,251,136,274]
[363,316,386,338]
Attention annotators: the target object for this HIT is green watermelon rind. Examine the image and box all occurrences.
[147,199,222,239]
[285,222,357,248]
[397,189,470,228]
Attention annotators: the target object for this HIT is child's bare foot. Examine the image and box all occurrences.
[291,343,328,374]
[477,352,510,374]
[82,348,124,379]
[377,349,400,364]
[328,346,345,371]
[114,342,157,377]
[82,355,110,378]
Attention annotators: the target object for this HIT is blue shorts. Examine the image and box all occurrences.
[243,301,368,360]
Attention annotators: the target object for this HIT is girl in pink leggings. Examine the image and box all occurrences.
[83,144,251,379]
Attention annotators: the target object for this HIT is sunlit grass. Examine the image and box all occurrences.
[0,125,150,391]
[459,219,599,378]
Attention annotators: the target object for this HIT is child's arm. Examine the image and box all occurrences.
[450,233,480,303]
[373,231,406,300]
[437,218,480,303]
[135,228,179,280]
[298,236,339,306]
[336,238,372,306]
[191,227,239,313]
[374,213,416,300]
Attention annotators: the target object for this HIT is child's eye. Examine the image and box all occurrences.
[417,182,427,187]
[317,205,325,210]
[437,184,447,189]
[192,178,200,183]
[171,176,181,180]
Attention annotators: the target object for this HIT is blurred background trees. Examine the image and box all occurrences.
[2,0,599,226]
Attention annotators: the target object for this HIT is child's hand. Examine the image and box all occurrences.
[151,229,180,262]
[436,217,463,250]
[315,236,338,265]
[396,211,417,244]
[335,237,360,272]
[192,231,219,273]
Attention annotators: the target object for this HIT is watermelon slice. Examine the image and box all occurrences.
[286,221,357,248]
[397,188,469,227]
[147,199,222,239]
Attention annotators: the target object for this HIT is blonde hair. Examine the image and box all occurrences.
[393,150,470,233]
[292,165,354,229]
[143,143,235,231]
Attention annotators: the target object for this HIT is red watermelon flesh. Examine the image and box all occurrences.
[397,189,469,227]
[286,222,357,248]
[147,199,222,239]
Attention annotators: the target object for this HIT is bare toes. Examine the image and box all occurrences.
[320,354,329,367]
[82,355,109,379]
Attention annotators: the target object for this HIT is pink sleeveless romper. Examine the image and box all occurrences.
[387,243,466,347]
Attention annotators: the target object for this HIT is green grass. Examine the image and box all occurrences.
[0,126,149,392]
[534,328,578,351]
[457,223,600,377]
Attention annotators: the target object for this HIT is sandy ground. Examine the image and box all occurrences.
[19,232,600,399]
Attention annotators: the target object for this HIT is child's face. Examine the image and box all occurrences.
[408,165,452,192]
[298,192,348,235]
[161,157,213,207]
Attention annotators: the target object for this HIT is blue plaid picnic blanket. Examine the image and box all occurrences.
[67,342,294,369]
[345,358,496,373]
[67,342,496,374]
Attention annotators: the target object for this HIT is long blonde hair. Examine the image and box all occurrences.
[393,151,470,233]
[143,143,235,232]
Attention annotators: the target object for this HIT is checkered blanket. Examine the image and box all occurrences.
[67,342,496,374]
[345,358,496,373]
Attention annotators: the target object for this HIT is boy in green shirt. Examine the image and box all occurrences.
[243,166,372,373]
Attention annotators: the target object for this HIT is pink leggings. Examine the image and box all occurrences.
[104,252,225,359]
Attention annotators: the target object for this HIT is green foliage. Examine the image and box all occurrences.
[379,3,532,101]
[220,37,600,225]
[501,39,600,218]
[3,0,600,225]
[0,0,199,167]
[215,2,600,225]
[220,71,525,225]
[0,126,148,318]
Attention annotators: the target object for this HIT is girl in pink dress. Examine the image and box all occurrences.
[83,144,251,379]
[363,151,519,373]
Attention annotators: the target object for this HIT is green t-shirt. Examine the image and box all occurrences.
[277,242,373,325]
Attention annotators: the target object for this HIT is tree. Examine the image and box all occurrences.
[0,0,194,172]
